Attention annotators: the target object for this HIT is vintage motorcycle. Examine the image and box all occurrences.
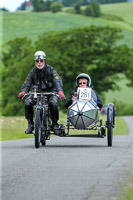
[24,86,115,148]
[24,86,65,148]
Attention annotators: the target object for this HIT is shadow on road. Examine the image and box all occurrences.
[44,144,107,148]
[1,143,108,150]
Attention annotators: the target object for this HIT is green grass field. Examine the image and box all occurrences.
[0,113,129,141]
[1,2,133,47]
[104,74,133,105]
[1,11,106,45]
[101,2,133,26]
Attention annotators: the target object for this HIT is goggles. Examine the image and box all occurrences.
[35,59,44,63]
[34,55,45,60]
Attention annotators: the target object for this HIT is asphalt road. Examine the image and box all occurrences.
[1,116,133,200]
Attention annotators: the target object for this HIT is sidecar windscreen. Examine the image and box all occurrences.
[68,100,98,129]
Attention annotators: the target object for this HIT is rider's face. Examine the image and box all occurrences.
[78,78,87,87]
[35,59,45,70]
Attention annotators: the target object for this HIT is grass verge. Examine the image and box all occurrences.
[118,162,133,200]
[0,113,129,141]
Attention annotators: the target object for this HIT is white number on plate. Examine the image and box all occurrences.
[78,88,91,101]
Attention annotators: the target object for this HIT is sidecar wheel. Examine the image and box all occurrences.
[107,103,114,147]
[107,123,113,146]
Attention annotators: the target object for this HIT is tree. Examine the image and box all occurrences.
[43,0,52,11]
[1,38,35,116]
[84,5,94,16]
[31,0,45,12]
[62,0,78,7]
[1,26,133,116]
[73,1,81,14]
[50,2,63,13]
[90,1,101,17]
[16,1,26,11]
[93,0,127,3]
[35,27,132,97]
[0,7,9,11]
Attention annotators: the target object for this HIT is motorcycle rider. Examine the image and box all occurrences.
[18,50,65,135]
[65,73,103,109]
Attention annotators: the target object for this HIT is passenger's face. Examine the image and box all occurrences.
[35,59,45,70]
[78,78,87,87]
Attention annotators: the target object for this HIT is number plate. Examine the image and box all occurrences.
[77,87,91,101]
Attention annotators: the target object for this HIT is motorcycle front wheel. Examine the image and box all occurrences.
[35,109,42,148]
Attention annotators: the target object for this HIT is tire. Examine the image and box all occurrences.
[41,115,50,146]
[107,103,114,146]
[35,109,42,148]
[107,123,113,146]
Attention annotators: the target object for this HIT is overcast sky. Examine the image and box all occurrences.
[0,0,26,12]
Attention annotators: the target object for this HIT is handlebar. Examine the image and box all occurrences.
[22,91,60,100]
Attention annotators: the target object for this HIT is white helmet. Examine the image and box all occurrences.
[76,73,91,87]
[34,50,46,60]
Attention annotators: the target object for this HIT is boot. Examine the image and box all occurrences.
[52,121,60,136]
[25,120,34,134]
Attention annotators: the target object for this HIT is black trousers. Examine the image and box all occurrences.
[25,95,59,122]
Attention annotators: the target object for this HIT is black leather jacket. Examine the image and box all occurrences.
[21,64,63,93]
[65,87,103,109]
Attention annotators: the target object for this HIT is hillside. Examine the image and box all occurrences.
[101,2,133,26]
[1,2,133,106]
[1,11,104,45]
[1,2,133,47]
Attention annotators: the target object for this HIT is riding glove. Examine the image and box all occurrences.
[58,91,65,100]
[18,91,25,99]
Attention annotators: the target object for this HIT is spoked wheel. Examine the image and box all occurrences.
[35,109,42,148]
[41,115,51,146]
[107,103,115,147]
[107,123,113,146]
